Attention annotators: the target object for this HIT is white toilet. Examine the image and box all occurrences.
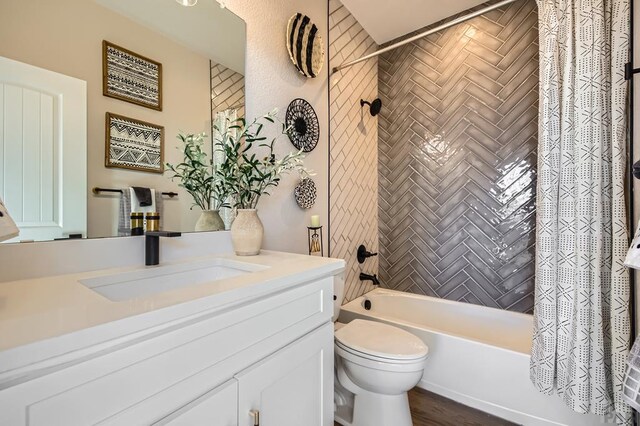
[333,277,429,426]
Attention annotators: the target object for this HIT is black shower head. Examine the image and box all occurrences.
[360,98,382,116]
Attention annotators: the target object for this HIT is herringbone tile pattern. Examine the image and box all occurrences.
[210,61,245,118]
[329,0,379,303]
[378,0,538,313]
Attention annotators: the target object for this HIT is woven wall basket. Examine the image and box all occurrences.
[294,177,317,209]
[285,98,319,152]
[286,13,324,78]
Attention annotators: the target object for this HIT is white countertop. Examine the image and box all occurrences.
[0,250,344,381]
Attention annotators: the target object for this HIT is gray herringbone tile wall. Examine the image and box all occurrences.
[329,0,379,303]
[378,0,538,313]
[210,61,245,118]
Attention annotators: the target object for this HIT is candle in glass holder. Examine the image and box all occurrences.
[310,215,320,228]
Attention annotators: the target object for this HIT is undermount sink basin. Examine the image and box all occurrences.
[79,258,268,301]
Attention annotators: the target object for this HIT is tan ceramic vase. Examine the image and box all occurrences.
[195,210,225,232]
[230,209,264,255]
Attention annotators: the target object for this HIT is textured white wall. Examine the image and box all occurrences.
[224,0,329,255]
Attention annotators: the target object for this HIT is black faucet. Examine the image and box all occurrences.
[145,231,182,266]
[357,245,378,264]
[359,272,380,286]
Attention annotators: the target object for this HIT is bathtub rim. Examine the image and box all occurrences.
[340,288,533,356]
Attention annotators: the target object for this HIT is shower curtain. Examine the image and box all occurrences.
[213,108,238,230]
[530,0,631,423]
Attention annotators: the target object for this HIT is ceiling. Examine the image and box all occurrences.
[340,0,487,45]
[94,0,246,74]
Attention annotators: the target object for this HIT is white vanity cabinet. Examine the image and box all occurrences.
[0,276,336,426]
[157,324,333,426]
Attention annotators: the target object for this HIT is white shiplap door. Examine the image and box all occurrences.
[0,56,86,242]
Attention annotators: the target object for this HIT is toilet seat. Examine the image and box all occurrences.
[335,319,429,362]
[335,341,427,374]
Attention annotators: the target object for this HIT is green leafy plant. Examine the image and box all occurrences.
[214,110,309,209]
[166,133,228,211]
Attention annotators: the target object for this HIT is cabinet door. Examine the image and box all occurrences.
[236,323,333,426]
[154,379,238,426]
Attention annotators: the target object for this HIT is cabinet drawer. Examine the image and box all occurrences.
[1,277,333,425]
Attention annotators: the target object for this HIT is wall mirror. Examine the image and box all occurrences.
[0,0,246,243]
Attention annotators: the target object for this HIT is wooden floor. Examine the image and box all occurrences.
[335,387,515,426]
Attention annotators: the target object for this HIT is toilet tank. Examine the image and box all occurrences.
[333,273,345,322]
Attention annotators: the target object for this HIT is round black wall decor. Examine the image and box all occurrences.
[286,13,324,78]
[294,178,317,209]
[286,98,319,152]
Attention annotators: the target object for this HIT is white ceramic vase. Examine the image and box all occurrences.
[230,209,264,256]
[195,210,225,232]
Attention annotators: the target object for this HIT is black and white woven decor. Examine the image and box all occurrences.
[103,41,162,111]
[294,178,317,209]
[105,113,164,174]
[286,13,324,78]
[285,98,319,152]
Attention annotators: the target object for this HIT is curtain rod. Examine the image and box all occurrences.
[332,0,522,74]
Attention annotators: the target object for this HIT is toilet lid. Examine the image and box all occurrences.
[335,319,428,360]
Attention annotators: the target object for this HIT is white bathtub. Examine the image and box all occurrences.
[339,289,606,426]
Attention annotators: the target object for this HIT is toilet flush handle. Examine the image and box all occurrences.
[249,409,260,426]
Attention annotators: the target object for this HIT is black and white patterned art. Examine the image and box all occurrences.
[106,113,164,174]
[286,98,319,152]
[294,178,317,209]
[103,41,162,110]
[286,13,324,78]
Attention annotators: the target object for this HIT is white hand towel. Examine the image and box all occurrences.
[0,197,19,242]
[118,190,132,237]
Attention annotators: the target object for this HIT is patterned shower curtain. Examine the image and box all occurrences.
[213,108,238,230]
[530,0,631,423]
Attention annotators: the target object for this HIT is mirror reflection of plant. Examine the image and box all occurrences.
[166,133,229,211]
[214,110,310,210]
